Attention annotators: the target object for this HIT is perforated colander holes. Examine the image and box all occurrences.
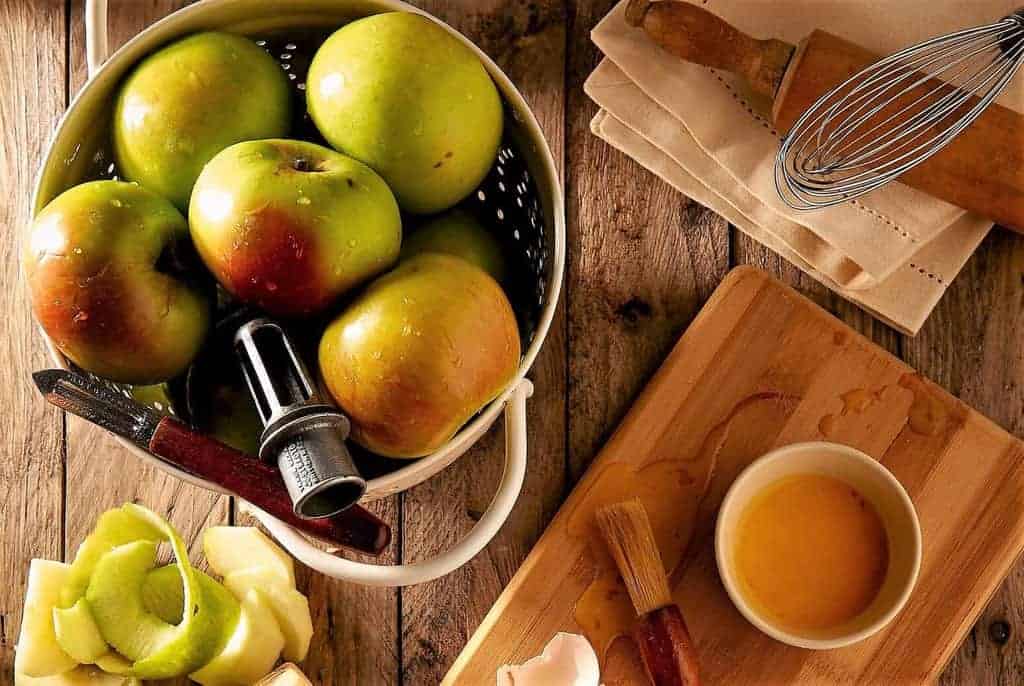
[468,137,552,341]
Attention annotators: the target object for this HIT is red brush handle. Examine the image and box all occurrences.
[149,416,390,556]
[633,605,701,686]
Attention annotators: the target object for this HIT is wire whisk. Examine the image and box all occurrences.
[776,10,1024,210]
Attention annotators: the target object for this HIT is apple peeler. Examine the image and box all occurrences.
[234,317,366,519]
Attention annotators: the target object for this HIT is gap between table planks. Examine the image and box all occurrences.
[0,0,1021,684]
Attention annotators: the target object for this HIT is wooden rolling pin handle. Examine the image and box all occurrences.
[625,0,794,98]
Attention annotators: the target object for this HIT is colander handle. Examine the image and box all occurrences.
[247,378,533,586]
[84,0,109,78]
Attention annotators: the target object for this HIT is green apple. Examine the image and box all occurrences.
[319,254,521,457]
[307,12,503,214]
[84,505,240,680]
[16,665,141,686]
[24,181,211,384]
[223,568,312,662]
[52,600,106,664]
[203,527,296,586]
[189,139,402,316]
[113,32,291,210]
[401,209,506,283]
[190,589,285,686]
[14,560,77,678]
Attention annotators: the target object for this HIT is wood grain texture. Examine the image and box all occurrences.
[566,0,729,482]
[0,1,68,682]
[912,228,1024,686]
[447,267,1024,685]
[398,1,568,684]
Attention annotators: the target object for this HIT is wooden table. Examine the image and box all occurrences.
[0,2,1021,684]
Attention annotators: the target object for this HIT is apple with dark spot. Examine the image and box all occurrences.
[24,180,211,384]
[307,12,503,214]
[188,139,402,317]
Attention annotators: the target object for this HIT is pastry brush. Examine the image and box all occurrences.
[596,498,701,686]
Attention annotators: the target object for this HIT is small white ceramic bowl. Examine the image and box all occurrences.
[715,441,922,650]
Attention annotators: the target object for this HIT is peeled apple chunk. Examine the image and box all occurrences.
[190,589,285,686]
[52,600,107,664]
[203,527,296,586]
[84,504,240,679]
[224,568,313,662]
[16,665,141,686]
[14,560,77,678]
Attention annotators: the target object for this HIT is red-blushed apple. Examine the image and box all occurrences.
[318,253,521,458]
[306,12,503,214]
[24,181,210,384]
[113,32,291,211]
[188,139,402,317]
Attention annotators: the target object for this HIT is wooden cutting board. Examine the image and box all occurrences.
[445,266,1024,685]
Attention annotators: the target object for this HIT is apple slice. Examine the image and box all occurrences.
[255,663,313,686]
[16,665,141,686]
[203,527,295,586]
[52,599,107,663]
[85,504,241,679]
[190,589,285,686]
[92,652,132,675]
[14,559,78,678]
[59,506,162,609]
[223,568,313,661]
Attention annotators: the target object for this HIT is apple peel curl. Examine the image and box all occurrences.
[79,504,239,679]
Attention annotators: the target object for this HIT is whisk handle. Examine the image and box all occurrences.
[625,0,794,98]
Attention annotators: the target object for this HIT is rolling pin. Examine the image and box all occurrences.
[625,0,1024,233]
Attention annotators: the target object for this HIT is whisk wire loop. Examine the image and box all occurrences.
[776,11,1024,210]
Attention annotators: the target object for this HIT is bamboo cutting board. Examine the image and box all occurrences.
[445,266,1024,685]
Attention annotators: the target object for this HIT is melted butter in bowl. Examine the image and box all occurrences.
[716,442,921,650]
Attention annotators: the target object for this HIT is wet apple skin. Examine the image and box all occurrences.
[319,253,521,458]
[24,180,211,384]
[112,31,292,211]
[189,139,402,317]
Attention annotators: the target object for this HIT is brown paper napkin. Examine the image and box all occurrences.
[586,0,1021,333]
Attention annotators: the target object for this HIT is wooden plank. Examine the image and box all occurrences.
[907,228,1024,686]
[565,0,729,481]
[731,231,902,356]
[398,1,569,683]
[0,1,68,680]
[446,267,1024,684]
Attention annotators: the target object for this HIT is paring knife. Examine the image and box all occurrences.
[625,0,1024,233]
[33,369,391,556]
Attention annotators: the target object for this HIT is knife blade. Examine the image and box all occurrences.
[33,369,390,556]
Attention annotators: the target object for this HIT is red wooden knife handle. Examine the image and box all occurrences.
[149,416,390,556]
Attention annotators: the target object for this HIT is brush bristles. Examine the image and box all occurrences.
[596,498,673,616]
